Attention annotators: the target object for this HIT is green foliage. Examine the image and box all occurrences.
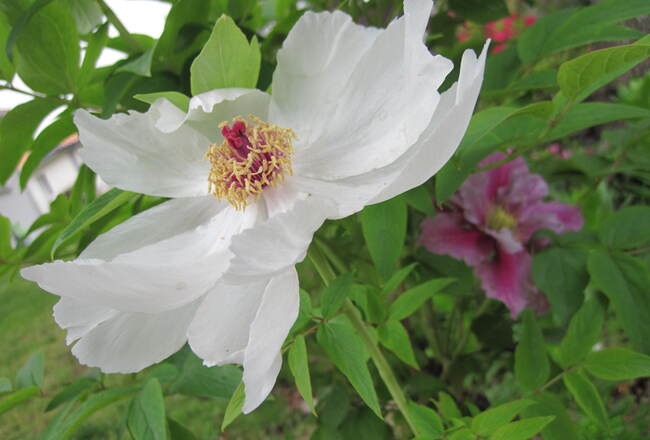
[221,382,244,431]
[12,1,80,94]
[51,188,136,257]
[1,0,649,438]
[532,246,588,325]
[190,15,260,95]
[471,399,534,437]
[321,273,354,319]
[127,379,167,440]
[584,348,650,381]
[562,370,608,429]
[317,316,381,419]
[288,334,316,415]
[0,97,60,184]
[515,310,549,392]
[588,251,650,354]
[361,196,408,279]
[388,278,454,321]
[557,296,605,368]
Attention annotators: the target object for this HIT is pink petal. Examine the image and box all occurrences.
[459,153,547,226]
[419,213,493,267]
[519,201,584,241]
[502,163,548,212]
[475,249,534,317]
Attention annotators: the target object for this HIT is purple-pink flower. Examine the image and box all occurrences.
[420,153,583,316]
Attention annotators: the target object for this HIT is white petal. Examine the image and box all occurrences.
[289,0,453,180]
[187,278,267,367]
[369,41,489,204]
[66,297,200,373]
[153,89,271,141]
[21,198,258,313]
[242,268,300,413]
[75,109,211,198]
[53,297,118,345]
[269,10,381,145]
[225,196,332,283]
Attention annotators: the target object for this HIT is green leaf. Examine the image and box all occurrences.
[517,0,650,62]
[154,0,211,75]
[472,399,535,437]
[599,206,650,250]
[436,392,462,421]
[16,351,44,389]
[66,0,103,34]
[288,335,315,415]
[0,377,11,393]
[12,2,80,94]
[408,402,444,438]
[447,0,508,23]
[51,188,137,257]
[584,347,650,381]
[558,43,650,101]
[0,11,14,80]
[168,347,241,399]
[403,186,434,215]
[532,247,588,325]
[0,97,60,185]
[117,46,156,77]
[506,70,557,93]
[0,214,11,259]
[42,387,137,440]
[522,392,579,440]
[547,0,650,49]
[79,21,108,86]
[448,428,476,440]
[190,14,260,95]
[489,416,555,440]
[515,310,549,392]
[127,379,167,440]
[221,382,244,431]
[46,378,98,412]
[321,273,354,319]
[587,251,650,354]
[557,296,605,368]
[435,104,550,202]
[377,320,418,369]
[167,418,197,440]
[517,9,576,64]
[20,114,76,189]
[381,263,417,296]
[316,316,382,418]
[134,92,190,112]
[547,103,650,142]
[361,196,407,279]
[0,386,40,416]
[389,278,455,321]
[562,370,608,429]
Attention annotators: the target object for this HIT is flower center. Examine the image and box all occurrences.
[486,205,517,231]
[207,115,296,210]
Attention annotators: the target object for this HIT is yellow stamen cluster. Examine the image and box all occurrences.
[486,205,518,231]
[207,115,296,210]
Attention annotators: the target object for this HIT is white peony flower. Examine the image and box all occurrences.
[21,0,487,413]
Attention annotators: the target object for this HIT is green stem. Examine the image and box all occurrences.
[96,0,143,53]
[308,246,421,436]
[342,300,421,436]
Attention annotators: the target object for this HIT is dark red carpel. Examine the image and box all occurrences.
[221,121,251,149]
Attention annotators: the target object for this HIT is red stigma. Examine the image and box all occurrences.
[221,121,251,149]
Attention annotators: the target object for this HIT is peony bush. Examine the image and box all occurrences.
[0,0,649,439]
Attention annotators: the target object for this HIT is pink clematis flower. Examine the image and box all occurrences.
[420,153,583,316]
